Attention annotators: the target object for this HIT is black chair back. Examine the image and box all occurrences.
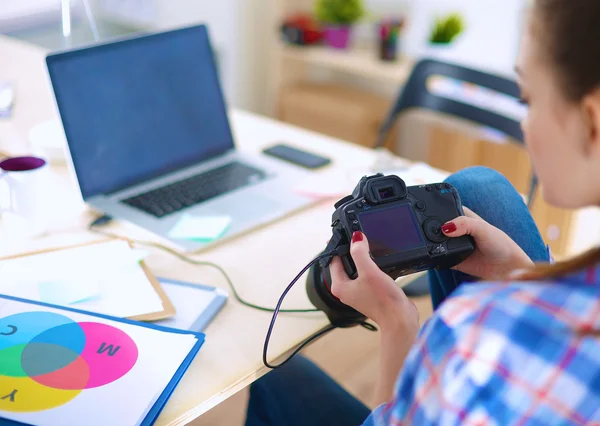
[376,59,537,206]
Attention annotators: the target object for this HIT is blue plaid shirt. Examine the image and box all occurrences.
[363,265,600,425]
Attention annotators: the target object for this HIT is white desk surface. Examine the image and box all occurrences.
[0,35,422,425]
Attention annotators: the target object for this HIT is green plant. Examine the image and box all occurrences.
[314,0,366,25]
[429,13,465,44]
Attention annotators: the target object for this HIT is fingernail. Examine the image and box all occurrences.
[442,222,457,234]
[352,231,363,243]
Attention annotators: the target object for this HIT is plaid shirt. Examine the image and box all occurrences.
[363,265,600,425]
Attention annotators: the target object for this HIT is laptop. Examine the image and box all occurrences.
[45,25,316,252]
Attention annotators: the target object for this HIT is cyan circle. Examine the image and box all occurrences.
[21,322,86,377]
[0,312,74,352]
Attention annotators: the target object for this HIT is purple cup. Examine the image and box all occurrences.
[323,25,352,49]
[0,156,46,172]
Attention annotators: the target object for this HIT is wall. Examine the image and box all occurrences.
[92,0,266,112]
[0,0,83,33]
[401,0,526,77]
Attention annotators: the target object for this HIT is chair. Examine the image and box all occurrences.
[378,59,537,297]
[375,58,538,207]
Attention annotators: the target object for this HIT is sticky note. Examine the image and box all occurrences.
[168,215,232,241]
[38,279,101,306]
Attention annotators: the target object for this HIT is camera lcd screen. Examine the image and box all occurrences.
[358,205,424,258]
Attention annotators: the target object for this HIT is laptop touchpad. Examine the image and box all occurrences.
[214,194,282,218]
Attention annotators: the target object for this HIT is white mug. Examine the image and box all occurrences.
[0,156,49,236]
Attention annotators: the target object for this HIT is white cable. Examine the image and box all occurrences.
[61,0,72,39]
[82,0,100,41]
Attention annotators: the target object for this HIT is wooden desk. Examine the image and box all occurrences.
[0,35,418,425]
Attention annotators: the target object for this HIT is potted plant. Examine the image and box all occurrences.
[423,12,465,60]
[314,0,366,49]
[428,12,465,45]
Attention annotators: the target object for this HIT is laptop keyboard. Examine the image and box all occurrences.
[122,161,267,218]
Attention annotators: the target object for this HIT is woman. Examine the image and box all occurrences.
[246,0,600,424]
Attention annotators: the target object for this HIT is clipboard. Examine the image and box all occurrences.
[0,293,203,426]
[155,277,227,332]
[0,238,175,321]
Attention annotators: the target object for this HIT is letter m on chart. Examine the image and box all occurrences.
[97,343,121,356]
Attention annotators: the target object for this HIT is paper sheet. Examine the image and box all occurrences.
[0,241,163,318]
[293,171,353,199]
[168,215,232,241]
[0,297,199,426]
[387,162,450,187]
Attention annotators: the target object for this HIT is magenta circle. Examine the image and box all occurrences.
[78,322,138,389]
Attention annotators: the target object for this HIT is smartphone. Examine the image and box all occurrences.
[262,144,331,169]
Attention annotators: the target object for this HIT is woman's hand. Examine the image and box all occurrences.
[329,231,419,333]
[441,207,534,280]
[330,231,420,406]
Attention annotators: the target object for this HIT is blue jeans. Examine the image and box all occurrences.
[245,167,551,426]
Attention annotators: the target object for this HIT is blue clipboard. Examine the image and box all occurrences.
[156,277,227,332]
[0,293,205,426]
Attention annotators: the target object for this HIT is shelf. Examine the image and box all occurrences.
[279,43,414,85]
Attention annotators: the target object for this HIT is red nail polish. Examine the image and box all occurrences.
[352,231,363,243]
[442,222,457,234]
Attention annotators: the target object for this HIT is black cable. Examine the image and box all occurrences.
[264,324,338,369]
[88,220,319,313]
[263,251,338,368]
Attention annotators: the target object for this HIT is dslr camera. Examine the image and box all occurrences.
[306,173,475,327]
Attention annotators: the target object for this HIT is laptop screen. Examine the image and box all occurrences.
[46,25,235,199]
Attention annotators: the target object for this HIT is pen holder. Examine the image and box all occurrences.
[377,18,403,62]
[379,37,398,61]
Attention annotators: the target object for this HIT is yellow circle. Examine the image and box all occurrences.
[0,376,81,412]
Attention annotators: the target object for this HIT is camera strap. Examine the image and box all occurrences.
[263,250,376,369]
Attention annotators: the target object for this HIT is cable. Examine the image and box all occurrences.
[88,220,319,313]
[264,324,338,369]
[82,0,100,41]
[262,251,337,369]
[261,251,378,369]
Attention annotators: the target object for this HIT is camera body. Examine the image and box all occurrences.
[306,173,476,327]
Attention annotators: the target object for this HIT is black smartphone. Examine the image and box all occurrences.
[262,144,331,169]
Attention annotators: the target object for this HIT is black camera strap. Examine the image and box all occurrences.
[263,250,376,369]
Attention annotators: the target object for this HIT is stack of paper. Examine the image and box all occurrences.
[293,162,450,201]
[395,162,451,187]
[0,240,163,318]
[293,170,354,200]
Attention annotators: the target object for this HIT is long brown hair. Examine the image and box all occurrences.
[519,0,600,280]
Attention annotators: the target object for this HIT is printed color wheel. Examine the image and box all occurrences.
[0,312,138,412]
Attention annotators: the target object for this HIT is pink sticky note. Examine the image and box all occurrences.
[294,174,351,199]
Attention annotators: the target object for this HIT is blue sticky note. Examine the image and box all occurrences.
[38,280,100,306]
[168,215,232,241]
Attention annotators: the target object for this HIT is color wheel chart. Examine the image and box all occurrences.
[0,311,138,412]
